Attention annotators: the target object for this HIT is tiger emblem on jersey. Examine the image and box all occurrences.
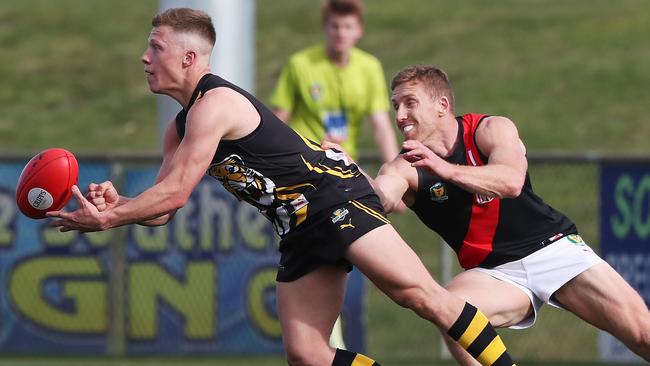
[208,154,275,209]
[207,154,315,235]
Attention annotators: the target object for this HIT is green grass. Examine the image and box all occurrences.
[2,0,650,154]
[1,0,648,364]
[0,357,642,366]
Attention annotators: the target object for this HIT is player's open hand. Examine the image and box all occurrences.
[47,185,108,232]
[87,181,119,212]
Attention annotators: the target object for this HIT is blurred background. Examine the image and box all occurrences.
[0,0,649,365]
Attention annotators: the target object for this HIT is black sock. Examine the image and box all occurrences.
[447,302,516,366]
[332,348,381,366]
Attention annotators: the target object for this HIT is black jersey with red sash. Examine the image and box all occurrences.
[410,113,577,269]
[175,74,378,237]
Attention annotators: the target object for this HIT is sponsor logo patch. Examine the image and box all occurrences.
[330,208,349,223]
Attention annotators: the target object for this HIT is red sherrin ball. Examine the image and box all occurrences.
[16,148,79,219]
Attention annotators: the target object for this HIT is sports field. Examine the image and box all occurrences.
[1,0,649,364]
[0,358,642,366]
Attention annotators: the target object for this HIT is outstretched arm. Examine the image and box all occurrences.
[48,88,244,231]
[374,159,413,213]
[403,116,527,199]
[85,119,185,226]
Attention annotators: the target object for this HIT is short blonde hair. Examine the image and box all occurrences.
[391,65,455,112]
[152,8,216,47]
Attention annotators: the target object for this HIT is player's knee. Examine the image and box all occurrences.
[620,313,650,355]
[630,322,650,351]
[391,285,441,320]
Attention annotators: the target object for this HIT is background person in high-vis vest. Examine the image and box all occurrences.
[270,0,398,165]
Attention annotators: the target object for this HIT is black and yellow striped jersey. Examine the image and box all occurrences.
[175,74,376,237]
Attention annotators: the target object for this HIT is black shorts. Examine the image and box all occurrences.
[276,194,390,282]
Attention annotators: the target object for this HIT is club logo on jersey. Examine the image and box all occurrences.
[331,208,349,223]
[429,182,448,202]
[310,83,322,101]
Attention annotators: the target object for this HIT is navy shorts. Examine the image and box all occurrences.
[276,194,390,282]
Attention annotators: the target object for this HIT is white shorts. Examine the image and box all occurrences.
[468,234,604,329]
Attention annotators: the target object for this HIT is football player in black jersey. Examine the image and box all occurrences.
[48,9,518,366]
[326,64,650,364]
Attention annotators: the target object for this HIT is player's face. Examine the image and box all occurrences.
[391,82,441,141]
[141,26,184,93]
[323,14,363,56]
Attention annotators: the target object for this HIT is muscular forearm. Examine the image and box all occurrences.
[110,195,172,226]
[103,182,186,229]
[445,163,524,199]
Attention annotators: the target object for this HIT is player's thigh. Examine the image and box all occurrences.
[446,271,532,327]
[344,224,468,330]
[276,265,348,353]
[553,262,649,335]
[344,224,445,297]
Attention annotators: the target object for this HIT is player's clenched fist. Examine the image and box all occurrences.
[86,181,119,212]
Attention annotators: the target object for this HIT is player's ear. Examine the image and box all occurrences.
[182,51,196,67]
[438,96,450,117]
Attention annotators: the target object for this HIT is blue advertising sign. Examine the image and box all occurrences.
[0,161,366,355]
[599,164,649,362]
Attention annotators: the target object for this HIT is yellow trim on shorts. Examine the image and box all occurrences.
[351,353,375,366]
[349,200,390,224]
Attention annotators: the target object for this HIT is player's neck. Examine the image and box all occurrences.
[170,70,211,109]
[423,119,460,158]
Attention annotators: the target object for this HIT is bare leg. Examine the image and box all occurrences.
[277,265,347,366]
[346,225,516,365]
[553,262,650,361]
[345,225,464,329]
[441,271,533,366]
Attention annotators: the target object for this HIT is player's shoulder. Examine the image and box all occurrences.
[189,87,248,121]
[476,115,519,134]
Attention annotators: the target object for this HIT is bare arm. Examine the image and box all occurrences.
[85,120,183,226]
[403,116,527,198]
[48,88,248,231]
[374,157,415,213]
[368,111,399,163]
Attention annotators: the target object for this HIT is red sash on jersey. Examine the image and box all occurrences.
[458,114,501,269]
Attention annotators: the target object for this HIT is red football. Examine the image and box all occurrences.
[16,148,79,219]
